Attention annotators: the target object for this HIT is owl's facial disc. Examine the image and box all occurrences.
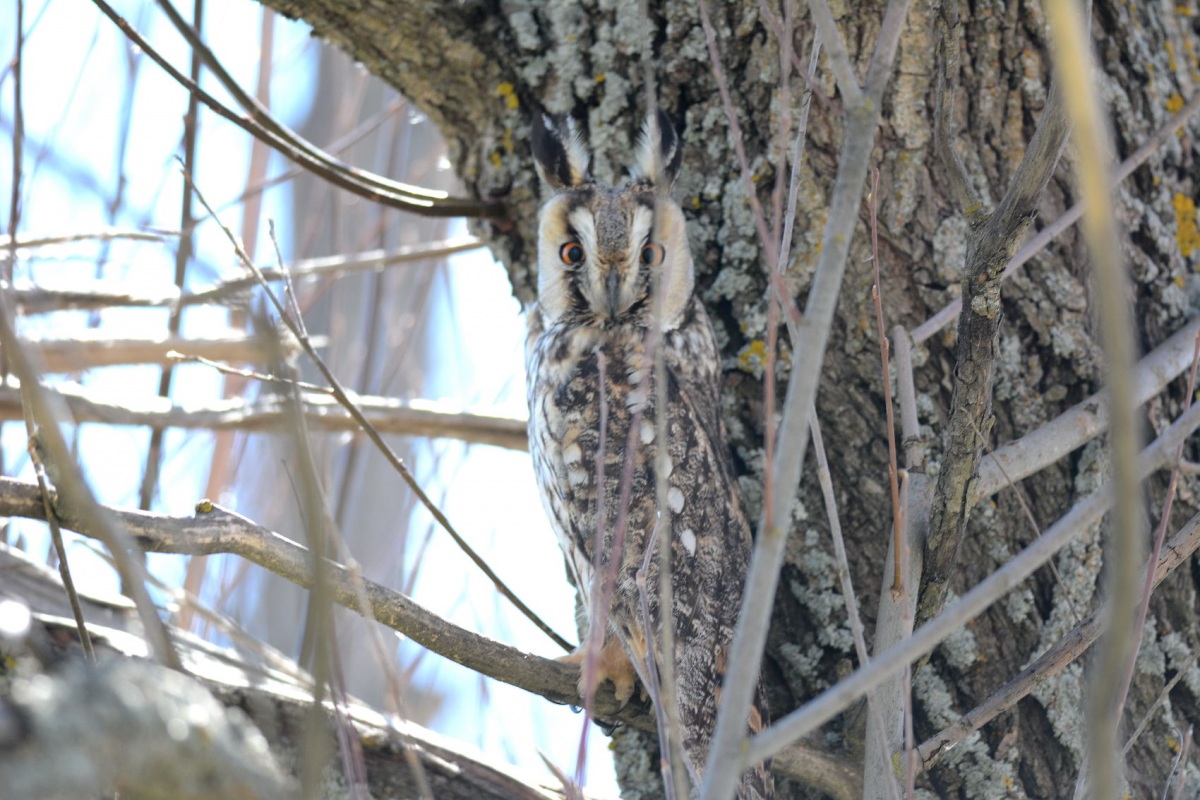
[566,202,656,320]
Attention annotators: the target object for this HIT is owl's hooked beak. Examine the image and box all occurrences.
[605,269,622,319]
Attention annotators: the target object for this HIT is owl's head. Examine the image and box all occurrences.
[531,111,693,330]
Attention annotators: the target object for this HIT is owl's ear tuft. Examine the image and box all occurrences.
[532,115,591,189]
[633,108,682,187]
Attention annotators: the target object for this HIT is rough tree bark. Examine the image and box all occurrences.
[250,1,1200,797]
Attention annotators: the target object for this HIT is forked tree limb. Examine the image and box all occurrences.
[916,0,1074,630]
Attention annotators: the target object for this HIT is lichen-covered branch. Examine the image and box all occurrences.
[916,0,1073,630]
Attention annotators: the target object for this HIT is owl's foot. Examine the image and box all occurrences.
[560,637,639,707]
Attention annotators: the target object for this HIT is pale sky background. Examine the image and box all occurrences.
[1,0,618,794]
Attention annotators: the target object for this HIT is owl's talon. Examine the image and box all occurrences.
[560,637,639,707]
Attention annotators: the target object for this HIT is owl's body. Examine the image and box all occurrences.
[525,113,773,800]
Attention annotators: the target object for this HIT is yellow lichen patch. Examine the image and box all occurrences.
[737,339,768,372]
[1166,92,1186,114]
[1173,192,1200,258]
[594,73,606,83]
[496,82,519,110]
[489,150,503,169]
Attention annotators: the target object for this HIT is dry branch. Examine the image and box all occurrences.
[0,382,527,450]
[9,332,272,373]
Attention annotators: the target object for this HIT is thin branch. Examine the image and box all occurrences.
[0,228,176,252]
[1047,5,1141,792]
[812,412,902,800]
[866,170,904,592]
[21,331,273,373]
[932,3,982,220]
[699,3,913,798]
[83,0,501,218]
[741,399,1200,770]
[1122,651,1200,757]
[181,236,485,306]
[11,284,182,314]
[974,316,1200,502]
[916,509,1200,772]
[1116,329,1200,714]
[805,0,862,104]
[0,381,529,450]
[138,0,203,514]
[892,325,925,469]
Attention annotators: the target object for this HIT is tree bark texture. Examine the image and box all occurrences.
[253,1,1200,797]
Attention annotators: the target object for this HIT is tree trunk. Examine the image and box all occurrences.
[253,1,1200,797]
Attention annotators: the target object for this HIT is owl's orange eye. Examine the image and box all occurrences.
[641,243,665,266]
[560,242,585,264]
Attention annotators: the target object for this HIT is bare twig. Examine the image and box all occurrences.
[806,1,862,104]
[20,331,273,373]
[1116,330,1200,715]
[137,0,204,514]
[1122,651,1200,757]
[85,0,501,218]
[866,170,904,593]
[932,4,981,220]
[910,90,1200,345]
[1166,727,1192,800]
[0,380,528,450]
[812,412,903,800]
[892,325,925,469]
[975,317,1200,502]
[182,236,485,307]
[0,228,176,252]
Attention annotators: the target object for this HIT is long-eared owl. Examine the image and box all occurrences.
[525,111,773,800]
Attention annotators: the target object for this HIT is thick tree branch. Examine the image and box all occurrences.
[916,0,1073,629]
